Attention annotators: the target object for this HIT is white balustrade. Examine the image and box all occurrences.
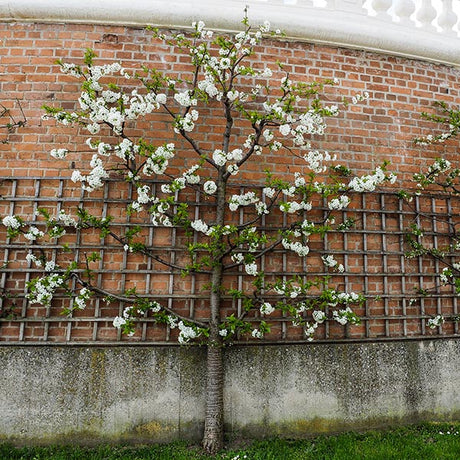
[1,0,460,65]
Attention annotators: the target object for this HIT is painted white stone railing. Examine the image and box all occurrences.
[1,0,460,66]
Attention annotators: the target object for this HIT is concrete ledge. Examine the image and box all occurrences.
[0,340,459,443]
[1,0,460,67]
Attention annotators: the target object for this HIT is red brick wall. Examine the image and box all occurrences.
[0,22,459,343]
[1,22,459,179]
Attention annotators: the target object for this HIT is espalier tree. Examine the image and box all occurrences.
[2,16,396,454]
[404,101,460,330]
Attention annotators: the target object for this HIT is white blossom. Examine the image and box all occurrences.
[282,239,310,256]
[26,253,42,267]
[322,254,338,268]
[191,219,211,235]
[113,316,127,328]
[203,180,217,195]
[231,253,244,264]
[174,91,197,107]
[24,226,44,241]
[427,314,444,329]
[263,187,276,199]
[45,261,56,272]
[245,262,258,276]
[212,149,227,167]
[26,273,65,306]
[260,302,275,315]
[251,328,263,339]
[228,191,259,211]
[2,215,22,229]
[328,195,350,211]
[56,210,78,227]
[227,164,239,176]
[312,310,326,324]
[50,148,68,159]
[348,167,388,193]
[279,124,291,136]
[178,321,198,344]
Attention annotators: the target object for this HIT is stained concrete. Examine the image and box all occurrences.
[0,340,459,444]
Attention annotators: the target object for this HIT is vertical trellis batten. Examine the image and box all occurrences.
[323,195,330,340]
[432,197,442,332]
[281,205,288,341]
[237,187,245,332]
[398,195,407,337]
[415,195,426,336]
[380,194,389,337]
[301,204,309,340]
[447,196,459,334]
[66,182,86,342]
[342,207,350,339]
[362,193,370,339]
[42,178,65,342]
[115,181,133,342]
[165,190,179,342]
[188,189,201,323]
[4,180,21,341]
[92,180,110,342]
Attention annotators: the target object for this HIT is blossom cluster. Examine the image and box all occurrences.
[2,215,22,229]
[73,287,91,310]
[191,219,212,236]
[348,167,396,193]
[50,148,68,159]
[413,157,453,190]
[26,252,42,267]
[260,302,275,315]
[143,143,175,176]
[55,210,78,227]
[333,306,360,325]
[24,226,45,242]
[282,239,310,257]
[427,314,444,329]
[322,254,344,273]
[26,273,65,307]
[228,191,259,211]
[71,154,109,192]
[303,150,334,173]
[328,195,350,211]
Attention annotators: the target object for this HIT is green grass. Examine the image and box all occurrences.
[1,422,459,459]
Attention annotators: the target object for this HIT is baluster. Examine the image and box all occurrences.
[394,0,416,27]
[371,0,392,20]
[437,0,458,36]
[416,0,437,32]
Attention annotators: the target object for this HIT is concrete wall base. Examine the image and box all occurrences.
[0,340,459,444]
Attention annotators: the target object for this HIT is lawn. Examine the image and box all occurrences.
[1,422,459,459]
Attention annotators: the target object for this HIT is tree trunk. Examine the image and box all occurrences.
[202,325,224,455]
[202,100,232,454]
[202,168,227,454]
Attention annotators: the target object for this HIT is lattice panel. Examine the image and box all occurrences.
[0,177,458,344]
